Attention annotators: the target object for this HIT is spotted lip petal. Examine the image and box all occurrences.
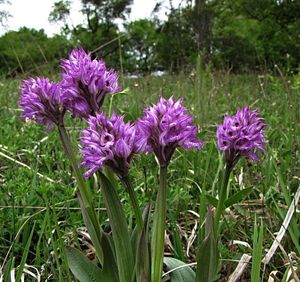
[19,77,64,130]
[136,96,203,167]
[217,106,267,165]
[60,48,122,119]
[80,113,145,179]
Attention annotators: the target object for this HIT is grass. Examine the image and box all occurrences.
[0,68,300,281]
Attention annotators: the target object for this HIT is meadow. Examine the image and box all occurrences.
[0,65,300,281]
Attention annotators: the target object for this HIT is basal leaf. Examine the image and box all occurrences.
[65,246,103,282]
[205,195,218,208]
[224,187,252,208]
[77,193,104,264]
[195,207,219,282]
[163,257,196,282]
[101,232,119,282]
[134,202,151,282]
[99,172,134,282]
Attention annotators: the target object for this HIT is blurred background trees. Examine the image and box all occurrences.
[0,0,299,76]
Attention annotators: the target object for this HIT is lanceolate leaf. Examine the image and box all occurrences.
[251,218,264,282]
[163,257,196,282]
[101,232,119,282]
[224,187,252,207]
[65,246,103,282]
[15,222,36,282]
[99,172,134,282]
[77,193,104,265]
[205,195,218,208]
[195,207,219,282]
[134,202,151,282]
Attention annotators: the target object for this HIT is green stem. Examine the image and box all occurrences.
[57,124,103,264]
[58,125,90,203]
[214,162,232,236]
[151,165,168,282]
[121,176,144,231]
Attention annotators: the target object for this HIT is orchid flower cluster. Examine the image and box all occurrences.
[19,48,267,282]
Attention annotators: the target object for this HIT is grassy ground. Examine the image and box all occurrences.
[0,68,300,281]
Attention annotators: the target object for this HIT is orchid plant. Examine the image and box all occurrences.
[19,48,267,282]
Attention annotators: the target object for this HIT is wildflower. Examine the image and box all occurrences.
[80,113,144,179]
[137,96,203,167]
[19,77,64,130]
[216,106,267,166]
[60,48,121,118]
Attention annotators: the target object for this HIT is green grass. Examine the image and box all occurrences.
[0,69,300,280]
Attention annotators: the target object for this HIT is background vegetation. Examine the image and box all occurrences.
[0,0,299,76]
[0,0,299,281]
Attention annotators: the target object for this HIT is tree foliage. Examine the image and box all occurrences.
[124,19,158,73]
[0,0,299,76]
[48,0,71,24]
[0,0,11,27]
[211,0,300,70]
[0,28,70,75]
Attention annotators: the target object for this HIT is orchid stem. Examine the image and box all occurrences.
[151,165,168,282]
[57,123,103,264]
[121,176,144,231]
[214,162,232,236]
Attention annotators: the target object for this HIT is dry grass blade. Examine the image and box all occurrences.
[0,205,105,211]
[186,220,197,257]
[262,185,300,265]
[228,254,252,282]
[161,262,197,278]
[229,240,251,249]
[6,264,41,282]
[91,34,126,54]
[0,150,56,183]
[268,270,281,282]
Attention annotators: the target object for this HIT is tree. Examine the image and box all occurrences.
[211,0,300,70]
[0,27,70,75]
[191,0,215,62]
[81,0,133,30]
[0,0,11,27]
[49,0,71,24]
[124,19,159,73]
[48,0,133,69]
[156,7,197,72]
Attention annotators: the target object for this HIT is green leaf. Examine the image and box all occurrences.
[78,193,104,265]
[3,257,15,282]
[195,207,219,282]
[151,166,168,282]
[134,202,151,282]
[205,195,218,208]
[101,232,119,282]
[65,246,103,282]
[198,191,207,246]
[224,187,252,207]
[163,257,196,282]
[15,222,36,281]
[104,166,120,190]
[99,172,134,282]
[171,224,185,261]
[251,218,264,282]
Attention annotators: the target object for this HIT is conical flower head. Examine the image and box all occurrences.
[60,48,121,118]
[19,77,64,130]
[217,106,267,165]
[80,113,144,179]
[136,96,203,167]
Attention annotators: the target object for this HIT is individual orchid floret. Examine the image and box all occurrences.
[80,113,144,179]
[19,77,64,130]
[216,106,267,166]
[60,48,121,119]
[136,96,203,167]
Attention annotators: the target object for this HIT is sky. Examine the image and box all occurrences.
[0,0,175,36]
